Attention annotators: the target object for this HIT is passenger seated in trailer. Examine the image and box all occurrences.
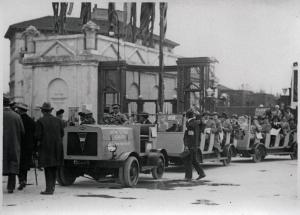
[157,114,169,131]
[238,115,249,131]
[280,116,290,135]
[79,110,96,125]
[138,112,152,124]
[250,116,263,143]
[270,116,281,147]
[271,115,281,129]
[201,111,210,129]
[278,116,290,146]
[251,116,262,133]
[231,114,241,139]
[271,105,283,120]
[288,118,297,144]
[284,106,294,121]
[220,112,232,145]
[203,112,216,151]
[166,119,181,132]
[260,116,272,141]
[212,112,223,152]
[289,118,297,130]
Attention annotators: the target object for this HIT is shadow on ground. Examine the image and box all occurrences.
[232,157,292,163]
[166,163,226,173]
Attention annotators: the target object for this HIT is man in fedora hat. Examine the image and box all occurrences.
[15,102,36,190]
[3,96,25,193]
[35,102,64,195]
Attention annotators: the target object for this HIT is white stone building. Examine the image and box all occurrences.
[5,8,217,123]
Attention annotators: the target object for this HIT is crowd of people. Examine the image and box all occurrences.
[3,96,64,194]
[3,95,297,193]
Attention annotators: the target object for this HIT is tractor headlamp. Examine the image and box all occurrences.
[107,143,117,152]
[145,142,153,152]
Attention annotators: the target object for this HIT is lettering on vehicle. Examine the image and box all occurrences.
[109,129,129,140]
[108,141,131,146]
[110,134,128,140]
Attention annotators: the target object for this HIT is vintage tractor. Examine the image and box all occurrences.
[57,124,166,187]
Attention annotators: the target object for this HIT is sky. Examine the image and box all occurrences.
[0,0,300,95]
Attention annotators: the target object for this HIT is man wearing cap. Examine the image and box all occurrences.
[35,102,64,195]
[56,109,68,127]
[138,112,152,124]
[212,112,223,151]
[182,109,206,181]
[271,105,282,120]
[220,112,232,145]
[78,110,96,125]
[110,104,128,125]
[15,102,36,190]
[284,107,294,121]
[231,114,241,139]
[3,96,25,193]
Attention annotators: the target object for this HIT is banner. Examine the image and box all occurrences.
[58,2,68,34]
[108,2,117,35]
[140,3,155,47]
[52,2,59,33]
[160,2,168,40]
[67,2,74,15]
[80,2,91,25]
[123,2,137,43]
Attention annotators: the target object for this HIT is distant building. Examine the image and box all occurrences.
[216,85,277,116]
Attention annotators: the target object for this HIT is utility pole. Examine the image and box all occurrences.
[158,3,165,113]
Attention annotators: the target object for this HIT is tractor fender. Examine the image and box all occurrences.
[146,152,165,166]
[150,148,169,167]
[116,152,141,166]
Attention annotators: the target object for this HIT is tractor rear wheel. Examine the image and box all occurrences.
[151,157,165,179]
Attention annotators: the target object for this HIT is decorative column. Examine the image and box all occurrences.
[82,21,100,50]
[21,25,40,53]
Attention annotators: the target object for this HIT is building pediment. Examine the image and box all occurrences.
[127,49,146,64]
[41,40,76,58]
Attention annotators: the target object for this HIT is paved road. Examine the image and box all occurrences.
[2,155,299,215]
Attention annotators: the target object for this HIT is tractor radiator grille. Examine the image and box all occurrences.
[67,132,97,156]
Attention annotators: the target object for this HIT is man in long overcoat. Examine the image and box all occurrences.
[15,102,36,190]
[35,102,64,195]
[183,109,206,181]
[3,96,24,193]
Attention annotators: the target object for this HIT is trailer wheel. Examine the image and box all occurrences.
[151,157,165,179]
[222,159,228,166]
[123,157,139,187]
[290,143,298,160]
[56,166,77,186]
[253,146,264,163]
[223,145,232,164]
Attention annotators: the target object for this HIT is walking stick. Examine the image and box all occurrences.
[33,153,38,186]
